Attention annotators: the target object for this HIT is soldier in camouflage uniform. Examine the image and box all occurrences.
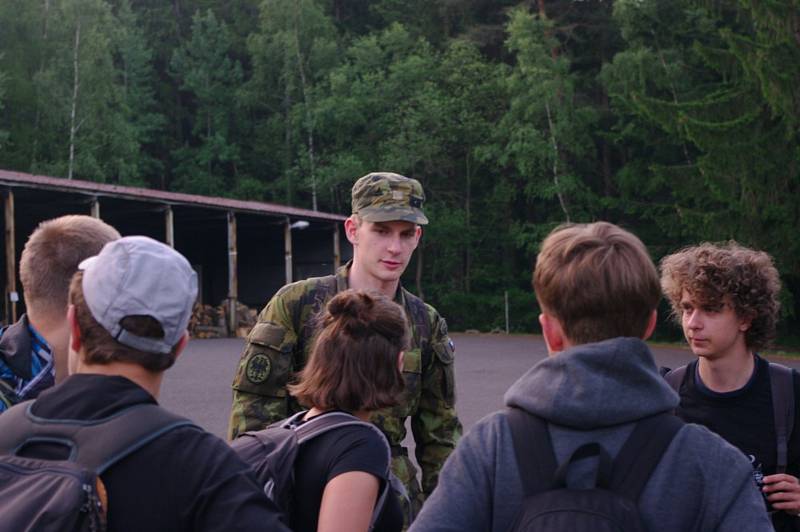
[229,172,462,523]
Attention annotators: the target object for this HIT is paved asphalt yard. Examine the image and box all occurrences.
[160,333,800,440]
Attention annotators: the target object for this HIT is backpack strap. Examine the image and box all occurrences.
[506,407,558,495]
[507,407,682,501]
[402,290,432,371]
[288,410,398,529]
[0,401,198,473]
[663,365,688,393]
[291,274,339,364]
[609,412,684,500]
[768,363,795,473]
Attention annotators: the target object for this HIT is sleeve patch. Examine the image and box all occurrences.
[245,354,272,384]
[433,337,455,365]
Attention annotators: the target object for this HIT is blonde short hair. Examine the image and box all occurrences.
[20,215,120,317]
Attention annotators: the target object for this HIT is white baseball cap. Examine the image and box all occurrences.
[79,236,198,354]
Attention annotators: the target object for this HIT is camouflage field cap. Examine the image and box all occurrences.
[351,172,428,225]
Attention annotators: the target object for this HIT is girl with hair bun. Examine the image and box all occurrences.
[285,289,407,532]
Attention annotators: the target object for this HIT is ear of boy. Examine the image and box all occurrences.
[539,310,658,355]
[539,313,566,355]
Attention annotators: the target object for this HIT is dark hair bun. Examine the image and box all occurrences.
[326,291,375,337]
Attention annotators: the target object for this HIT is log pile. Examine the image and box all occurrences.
[189,300,258,339]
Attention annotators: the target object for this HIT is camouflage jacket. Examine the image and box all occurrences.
[229,263,462,496]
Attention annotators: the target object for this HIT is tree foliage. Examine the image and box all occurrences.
[0,0,798,339]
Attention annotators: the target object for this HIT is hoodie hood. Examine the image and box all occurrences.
[504,337,679,429]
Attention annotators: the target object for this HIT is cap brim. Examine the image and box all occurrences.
[357,208,428,225]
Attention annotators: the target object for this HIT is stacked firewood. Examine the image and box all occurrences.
[222,298,259,338]
[188,303,227,339]
[188,300,258,339]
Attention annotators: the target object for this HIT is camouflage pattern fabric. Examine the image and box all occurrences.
[351,172,429,225]
[229,263,461,524]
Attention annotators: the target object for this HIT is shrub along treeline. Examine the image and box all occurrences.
[1,0,798,344]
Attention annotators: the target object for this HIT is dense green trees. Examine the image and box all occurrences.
[1,0,798,341]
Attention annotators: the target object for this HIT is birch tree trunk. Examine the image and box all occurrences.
[31,0,51,168]
[68,19,81,180]
[538,0,570,222]
[283,81,293,205]
[544,100,570,222]
[293,3,317,211]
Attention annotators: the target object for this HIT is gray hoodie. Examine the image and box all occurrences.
[410,337,772,532]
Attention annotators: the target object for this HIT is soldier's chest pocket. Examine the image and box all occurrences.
[400,349,423,410]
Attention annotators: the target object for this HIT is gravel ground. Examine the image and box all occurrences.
[160,332,794,439]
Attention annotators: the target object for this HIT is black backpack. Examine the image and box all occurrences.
[664,361,796,473]
[506,408,683,532]
[0,401,196,532]
[231,410,405,528]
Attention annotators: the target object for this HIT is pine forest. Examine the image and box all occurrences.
[1,0,799,343]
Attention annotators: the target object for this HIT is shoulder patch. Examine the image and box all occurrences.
[246,353,272,384]
[433,337,455,364]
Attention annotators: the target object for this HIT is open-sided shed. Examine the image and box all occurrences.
[0,169,352,333]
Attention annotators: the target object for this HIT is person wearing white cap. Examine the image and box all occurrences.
[0,236,289,531]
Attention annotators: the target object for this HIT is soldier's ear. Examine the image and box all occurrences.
[344,216,359,245]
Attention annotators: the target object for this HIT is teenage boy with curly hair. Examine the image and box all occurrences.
[410,223,770,532]
[661,242,800,532]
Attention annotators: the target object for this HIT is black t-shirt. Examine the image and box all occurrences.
[291,412,403,532]
[675,355,800,532]
[24,374,288,532]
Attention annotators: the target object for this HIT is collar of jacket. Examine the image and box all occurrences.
[0,314,34,380]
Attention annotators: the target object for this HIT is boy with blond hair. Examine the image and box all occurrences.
[411,222,770,532]
[661,242,800,531]
[0,236,288,530]
[0,215,119,411]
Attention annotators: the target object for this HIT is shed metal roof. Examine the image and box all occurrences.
[0,169,346,222]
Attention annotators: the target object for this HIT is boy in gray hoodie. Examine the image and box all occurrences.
[410,222,771,532]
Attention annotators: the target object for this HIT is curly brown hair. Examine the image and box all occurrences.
[660,242,781,351]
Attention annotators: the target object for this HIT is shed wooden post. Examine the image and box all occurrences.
[227,211,238,336]
[284,219,293,285]
[90,197,100,218]
[4,190,16,324]
[333,223,341,272]
[165,205,174,248]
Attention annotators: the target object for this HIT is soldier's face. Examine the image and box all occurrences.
[347,217,421,283]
